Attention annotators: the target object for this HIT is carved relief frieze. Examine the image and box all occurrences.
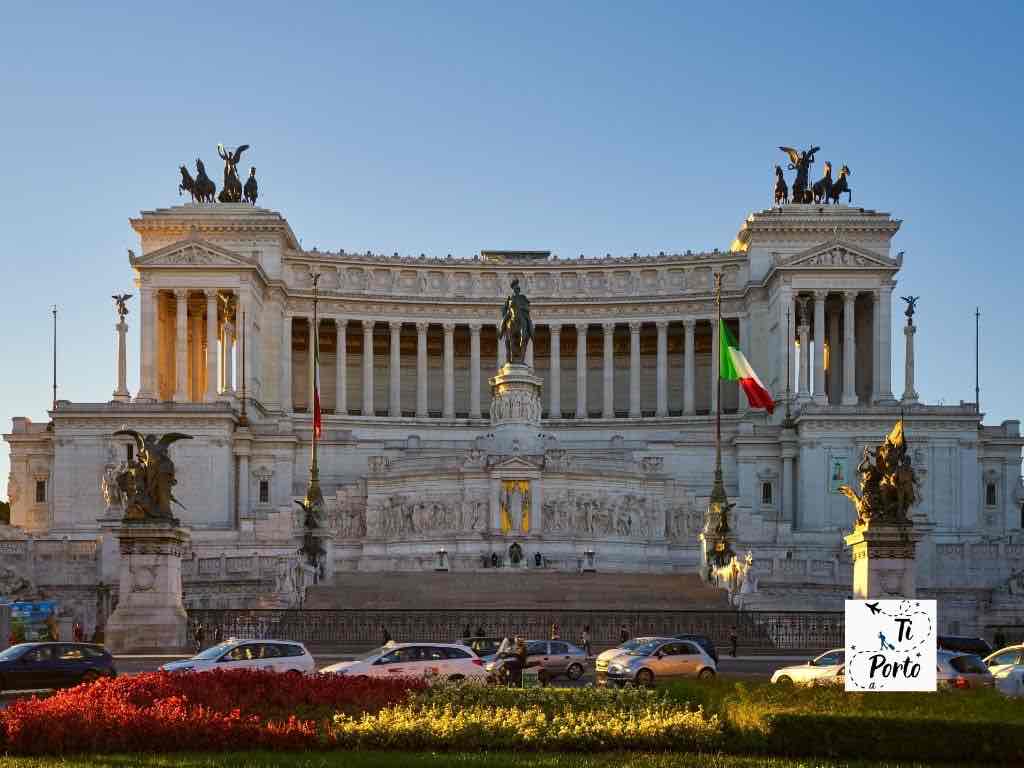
[543,490,664,540]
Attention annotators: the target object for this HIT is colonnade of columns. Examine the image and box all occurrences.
[282,316,742,420]
[781,286,893,407]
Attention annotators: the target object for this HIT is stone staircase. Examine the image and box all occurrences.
[304,570,729,610]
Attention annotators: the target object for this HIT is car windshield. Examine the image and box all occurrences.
[0,645,29,661]
[192,641,237,661]
[617,638,648,652]
[628,640,665,657]
[353,645,390,662]
[949,654,988,674]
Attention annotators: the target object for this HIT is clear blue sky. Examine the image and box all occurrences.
[2,1,1022,498]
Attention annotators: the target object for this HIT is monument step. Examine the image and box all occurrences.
[304,571,728,610]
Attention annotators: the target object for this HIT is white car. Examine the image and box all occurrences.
[771,648,845,686]
[984,645,1024,696]
[321,642,487,683]
[599,637,717,687]
[594,637,658,676]
[160,638,316,674]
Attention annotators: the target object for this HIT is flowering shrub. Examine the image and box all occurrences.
[330,686,722,751]
[0,669,424,755]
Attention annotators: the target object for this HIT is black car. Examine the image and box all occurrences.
[675,634,718,663]
[0,642,116,691]
[937,635,993,658]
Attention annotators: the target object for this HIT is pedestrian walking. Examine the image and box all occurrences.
[550,622,560,640]
[581,625,592,658]
[728,625,738,658]
[73,621,84,642]
[475,624,485,637]
[193,622,205,653]
[462,624,471,639]
[381,625,392,645]
[619,624,629,644]
[497,633,513,656]
[213,624,224,646]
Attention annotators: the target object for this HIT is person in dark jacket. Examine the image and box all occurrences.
[619,624,629,644]
[728,626,738,657]
[382,625,392,644]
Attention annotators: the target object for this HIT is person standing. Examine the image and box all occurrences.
[550,622,560,640]
[73,621,84,642]
[497,633,513,656]
[619,624,629,644]
[194,623,205,653]
[462,624,471,639]
[581,625,592,658]
[475,624,485,637]
[381,625,392,645]
[213,624,224,646]
[728,626,738,658]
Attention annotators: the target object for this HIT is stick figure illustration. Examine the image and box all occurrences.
[878,631,896,651]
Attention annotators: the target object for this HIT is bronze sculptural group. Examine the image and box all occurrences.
[112,293,132,320]
[838,421,920,528]
[776,146,852,205]
[109,430,193,523]
[498,279,534,365]
[177,145,258,205]
[901,295,920,322]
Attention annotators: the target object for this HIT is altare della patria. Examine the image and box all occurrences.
[3,144,1024,647]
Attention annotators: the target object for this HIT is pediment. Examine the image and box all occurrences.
[130,237,255,269]
[782,240,898,269]
[490,456,541,472]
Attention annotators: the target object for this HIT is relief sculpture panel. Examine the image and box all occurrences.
[541,491,663,539]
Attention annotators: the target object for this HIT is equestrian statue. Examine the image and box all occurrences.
[178,158,216,203]
[838,420,920,528]
[498,278,534,365]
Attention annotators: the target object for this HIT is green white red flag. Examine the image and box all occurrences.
[719,319,774,413]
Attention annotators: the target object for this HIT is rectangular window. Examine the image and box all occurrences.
[35,480,46,504]
[259,480,270,505]
[761,482,773,505]
[986,483,997,507]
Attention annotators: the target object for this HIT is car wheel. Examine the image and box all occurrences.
[775,675,793,685]
[566,663,584,681]
[698,668,715,681]
[635,668,654,688]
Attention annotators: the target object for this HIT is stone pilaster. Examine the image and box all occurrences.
[602,322,615,418]
[629,321,641,418]
[416,321,429,417]
[280,314,293,412]
[842,291,858,405]
[575,323,588,418]
[781,430,798,525]
[813,290,827,405]
[797,295,811,401]
[335,318,347,415]
[469,323,482,418]
[113,318,130,402]
[549,324,561,418]
[656,320,668,417]
[362,320,374,416]
[443,322,455,419]
[173,289,188,402]
[683,319,696,415]
[389,321,402,417]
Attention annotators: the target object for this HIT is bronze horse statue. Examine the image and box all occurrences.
[812,161,833,204]
[773,165,789,205]
[498,279,534,364]
[779,145,820,203]
[178,160,216,203]
[243,166,258,206]
[827,164,852,204]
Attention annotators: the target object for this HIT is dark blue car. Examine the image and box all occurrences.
[0,642,116,691]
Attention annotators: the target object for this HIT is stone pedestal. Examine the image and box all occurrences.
[112,320,131,402]
[488,363,544,455]
[105,521,190,653]
[844,522,923,599]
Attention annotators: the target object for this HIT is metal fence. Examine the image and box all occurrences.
[187,609,843,652]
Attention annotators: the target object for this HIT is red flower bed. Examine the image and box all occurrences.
[0,669,425,755]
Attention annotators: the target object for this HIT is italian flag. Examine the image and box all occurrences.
[719,319,775,413]
[312,327,323,439]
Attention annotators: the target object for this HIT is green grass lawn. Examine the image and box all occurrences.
[0,752,989,768]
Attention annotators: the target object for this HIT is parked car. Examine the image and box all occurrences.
[937,635,992,657]
[0,642,116,691]
[321,642,486,683]
[160,638,315,674]
[771,648,845,686]
[936,650,995,690]
[457,636,503,659]
[599,637,716,687]
[984,645,1024,696]
[595,636,658,676]
[675,633,719,664]
[485,640,589,683]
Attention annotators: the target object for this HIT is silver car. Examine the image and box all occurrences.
[485,639,588,683]
[601,637,716,687]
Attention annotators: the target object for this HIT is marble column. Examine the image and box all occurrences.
[575,323,588,418]
[602,322,615,418]
[223,315,235,396]
[902,320,919,403]
[190,303,203,400]
[797,295,811,401]
[683,319,696,415]
[877,284,894,402]
[813,290,827,405]
[779,286,793,399]
[549,324,562,418]
[416,322,429,417]
[113,315,130,402]
[307,315,315,410]
[842,291,858,406]
[629,321,642,418]
[136,287,156,401]
[280,314,292,411]
[828,304,840,405]
[655,321,668,417]
[443,322,455,419]
[469,323,482,418]
[205,292,219,402]
[173,289,189,402]
[389,321,402,417]
[362,320,374,416]
[335,319,347,415]
[711,318,721,414]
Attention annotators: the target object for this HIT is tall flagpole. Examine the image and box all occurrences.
[703,272,733,575]
[306,273,322,508]
[975,307,980,414]
[51,305,58,411]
